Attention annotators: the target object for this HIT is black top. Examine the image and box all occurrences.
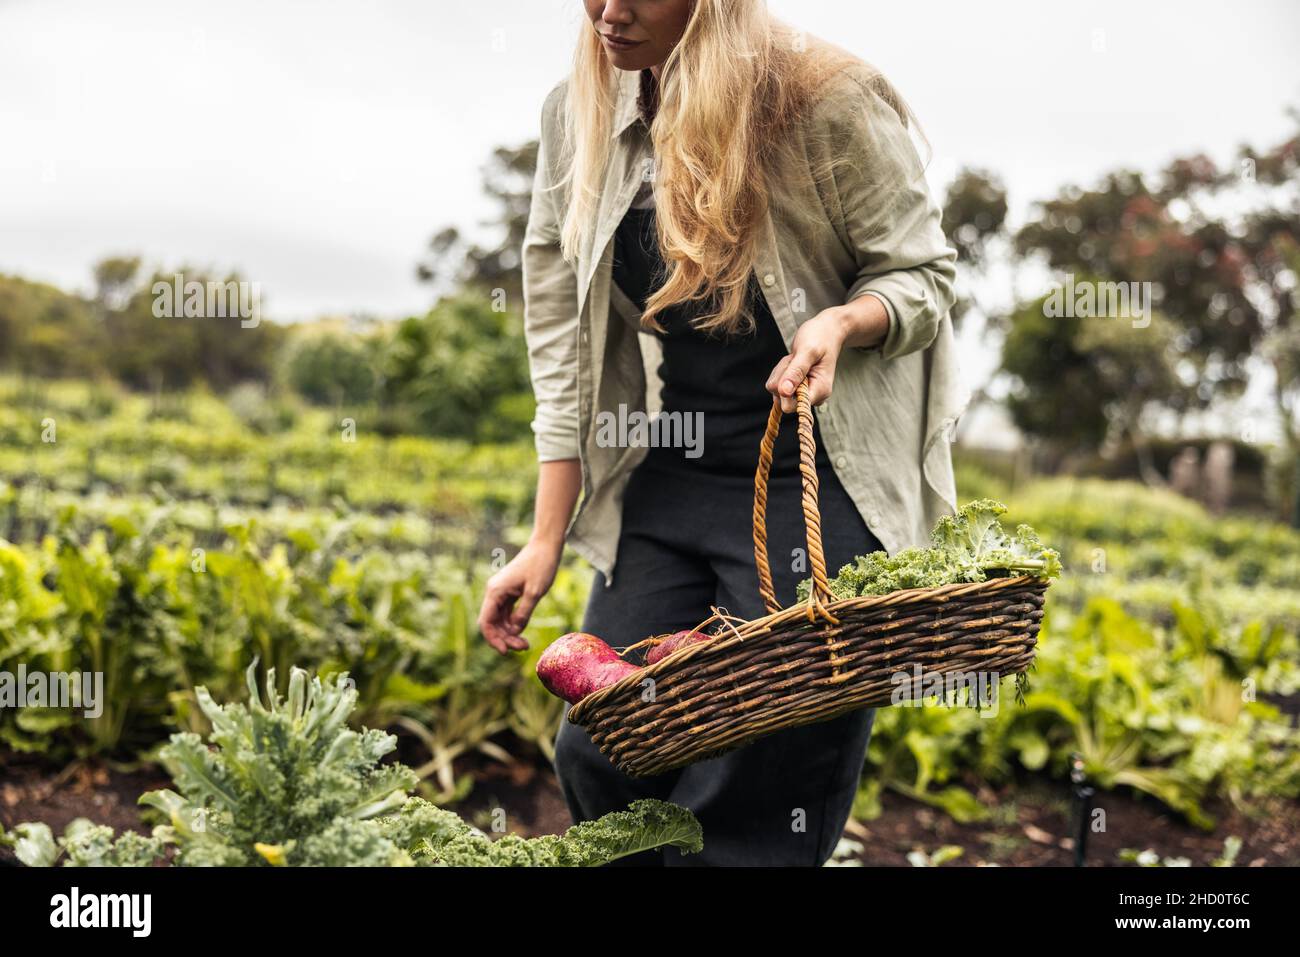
[612,202,832,477]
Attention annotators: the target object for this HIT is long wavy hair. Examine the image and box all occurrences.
[553,2,919,336]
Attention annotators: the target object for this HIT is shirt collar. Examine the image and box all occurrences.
[610,67,647,140]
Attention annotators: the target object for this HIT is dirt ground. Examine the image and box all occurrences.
[447,756,1300,866]
[6,749,1293,867]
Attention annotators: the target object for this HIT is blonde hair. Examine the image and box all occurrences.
[553,3,919,336]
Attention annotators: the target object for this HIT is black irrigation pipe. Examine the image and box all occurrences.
[1070,751,1095,867]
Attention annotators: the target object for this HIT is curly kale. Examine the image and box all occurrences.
[404,798,703,866]
[135,662,418,866]
[3,663,703,868]
[1,819,166,867]
[798,499,1062,602]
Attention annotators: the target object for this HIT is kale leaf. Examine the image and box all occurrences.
[3,662,702,867]
[798,499,1062,602]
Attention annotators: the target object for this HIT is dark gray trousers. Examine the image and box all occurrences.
[553,456,881,866]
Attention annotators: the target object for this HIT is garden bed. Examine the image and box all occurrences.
[4,750,1295,867]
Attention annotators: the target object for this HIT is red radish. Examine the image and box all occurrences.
[536,632,642,704]
[645,629,713,665]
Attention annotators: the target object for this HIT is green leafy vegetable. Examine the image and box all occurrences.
[799,500,1062,602]
[0,819,166,867]
[2,662,702,867]
[404,797,703,866]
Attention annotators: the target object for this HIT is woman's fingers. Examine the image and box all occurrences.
[779,355,808,413]
[478,579,530,654]
[803,361,835,407]
[766,353,804,413]
[506,588,542,648]
[768,346,831,413]
[478,612,509,654]
[476,588,511,654]
[765,354,793,397]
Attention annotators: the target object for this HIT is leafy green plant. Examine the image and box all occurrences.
[853,704,991,824]
[2,663,702,867]
[7,374,1298,841]
[395,589,514,804]
[983,600,1217,828]
[0,498,584,773]
[800,499,1061,602]
[2,819,165,867]
[855,595,1300,830]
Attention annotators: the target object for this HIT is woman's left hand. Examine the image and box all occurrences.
[765,297,891,413]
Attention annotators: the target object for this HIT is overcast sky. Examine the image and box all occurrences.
[2,0,1297,325]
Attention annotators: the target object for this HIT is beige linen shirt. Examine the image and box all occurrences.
[521,63,968,586]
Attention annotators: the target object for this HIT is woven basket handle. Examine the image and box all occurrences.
[753,381,838,623]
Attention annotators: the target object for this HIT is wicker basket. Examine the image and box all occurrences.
[566,382,1047,778]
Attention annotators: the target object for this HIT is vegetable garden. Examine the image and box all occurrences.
[2,377,1298,866]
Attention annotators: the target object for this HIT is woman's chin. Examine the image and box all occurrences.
[605,48,656,71]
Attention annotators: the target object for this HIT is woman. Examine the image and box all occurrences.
[477,0,964,866]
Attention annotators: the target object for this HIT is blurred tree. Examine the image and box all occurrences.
[3,258,285,391]
[416,141,538,310]
[1233,124,1300,522]
[1006,116,1299,504]
[92,256,142,312]
[0,274,101,378]
[1001,283,1185,474]
[942,168,1009,272]
[285,331,380,406]
[1000,295,1109,452]
[941,167,1009,331]
[415,226,462,288]
[100,263,285,391]
[376,291,533,442]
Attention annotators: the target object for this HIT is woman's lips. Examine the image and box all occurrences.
[602,34,643,50]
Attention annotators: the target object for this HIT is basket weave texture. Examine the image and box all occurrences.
[567,383,1047,777]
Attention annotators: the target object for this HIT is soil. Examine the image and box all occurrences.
[835,774,1300,867]
[3,748,1296,867]
[450,756,575,839]
[0,756,171,847]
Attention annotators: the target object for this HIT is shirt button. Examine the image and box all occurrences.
[869,513,882,526]
[835,456,848,469]
[762,273,776,287]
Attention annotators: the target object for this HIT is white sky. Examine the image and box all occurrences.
[1,0,1297,331]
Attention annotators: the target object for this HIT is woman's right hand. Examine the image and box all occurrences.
[477,538,563,654]
[478,458,581,654]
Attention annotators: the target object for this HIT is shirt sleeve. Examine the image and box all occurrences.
[821,73,957,360]
[521,86,582,462]
[855,290,896,354]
